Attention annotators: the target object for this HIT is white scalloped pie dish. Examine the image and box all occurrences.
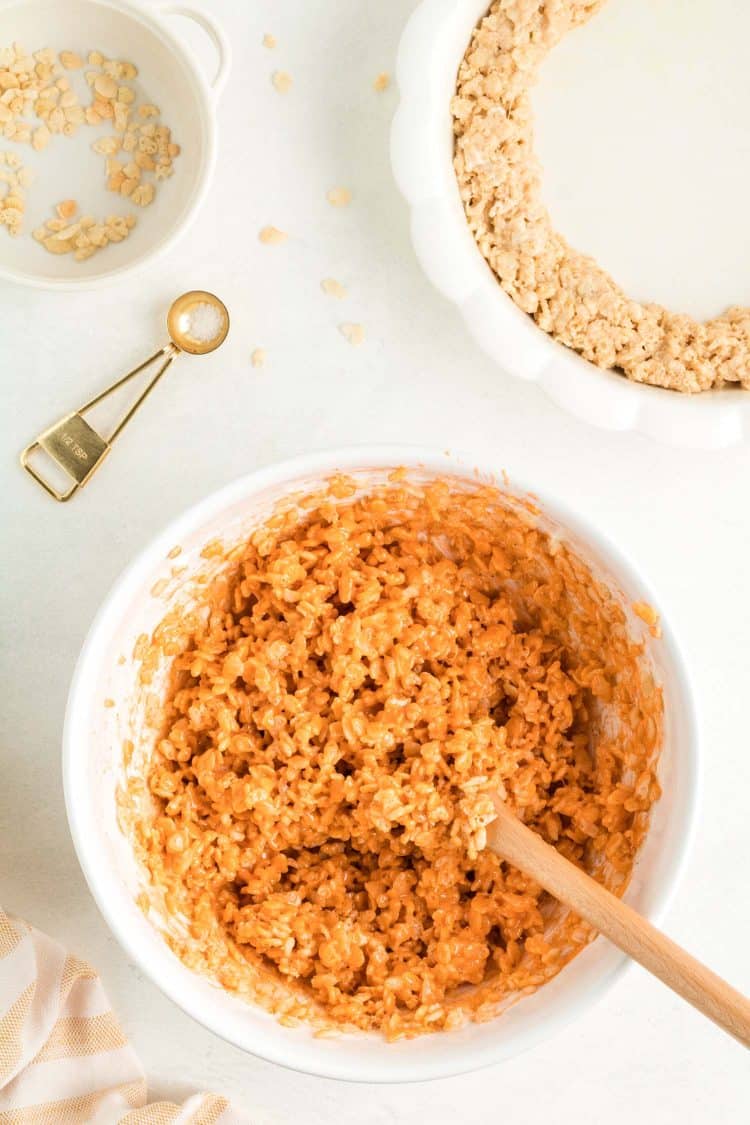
[390,0,750,449]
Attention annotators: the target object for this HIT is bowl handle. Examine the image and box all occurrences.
[157,3,232,101]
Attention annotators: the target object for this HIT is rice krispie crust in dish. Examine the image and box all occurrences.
[453,0,750,393]
[120,473,662,1039]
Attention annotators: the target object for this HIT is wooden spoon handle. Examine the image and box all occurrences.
[488,800,750,1048]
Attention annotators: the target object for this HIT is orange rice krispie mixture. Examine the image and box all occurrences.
[126,475,662,1038]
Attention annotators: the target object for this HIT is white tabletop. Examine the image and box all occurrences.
[2,1,749,1121]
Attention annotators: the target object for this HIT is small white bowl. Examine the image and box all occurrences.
[63,446,699,1082]
[0,0,229,289]
[391,0,750,450]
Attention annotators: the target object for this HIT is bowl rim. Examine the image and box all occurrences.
[62,444,702,1082]
[0,0,223,291]
[389,0,750,450]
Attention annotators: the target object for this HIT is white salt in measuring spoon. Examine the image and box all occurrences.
[21,290,229,502]
[488,796,750,1047]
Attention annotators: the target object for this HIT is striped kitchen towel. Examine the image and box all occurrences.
[0,908,246,1124]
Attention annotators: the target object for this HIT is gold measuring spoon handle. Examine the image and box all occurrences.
[21,343,179,503]
[96,343,177,442]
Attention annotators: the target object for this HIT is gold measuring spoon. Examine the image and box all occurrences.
[21,290,230,502]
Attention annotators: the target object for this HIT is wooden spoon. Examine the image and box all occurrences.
[487,797,750,1048]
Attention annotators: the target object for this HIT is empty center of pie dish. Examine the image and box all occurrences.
[531,0,750,323]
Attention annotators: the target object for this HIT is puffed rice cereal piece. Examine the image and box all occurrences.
[321,278,347,299]
[271,70,292,94]
[339,322,365,346]
[0,149,28,235]
[327,186,351,207]
[259,225,288,245]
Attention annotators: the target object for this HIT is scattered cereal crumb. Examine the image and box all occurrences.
[131,182,155,207]
[272,70,292,94]
[632,601,662,639]
[94,73,117,99]
[327,186,351,208]
[373,71,390,92]
[251,348,267,369]
[321,278,347,299]
[339,322,365,346]
[263,33,277,48]
[56,199,77,220]
[103,698,115,708]
[200,539,225,560]
[167,545,182,559]
[259,225,287,245]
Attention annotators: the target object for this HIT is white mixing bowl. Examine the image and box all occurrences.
[0,0,229,289]
[63,447,700,1082]
[391,0,750,449]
